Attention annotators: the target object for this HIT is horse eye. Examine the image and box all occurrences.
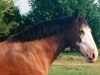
[80,30,84,35]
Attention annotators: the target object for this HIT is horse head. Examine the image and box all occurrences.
[66,10,98,63]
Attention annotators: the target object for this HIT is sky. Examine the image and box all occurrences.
[95,0,98,3]
[14,0,31,15]
[14,0,98,15]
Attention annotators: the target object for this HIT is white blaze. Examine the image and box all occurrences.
[76,26,98,62]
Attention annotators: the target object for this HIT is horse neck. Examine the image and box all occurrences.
[32,33,66,67]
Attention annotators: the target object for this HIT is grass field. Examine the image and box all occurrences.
[48,51,100,75]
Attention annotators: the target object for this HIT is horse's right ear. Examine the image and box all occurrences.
[72,10,79,23]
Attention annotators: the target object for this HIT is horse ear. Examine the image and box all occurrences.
[72,9,79,23]
[84,10,90,19]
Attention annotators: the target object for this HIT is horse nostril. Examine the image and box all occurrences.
[86,53,95,61]
[92,53,95,58]
[88,58,93,61]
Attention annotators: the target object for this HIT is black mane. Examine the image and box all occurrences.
[7,16,74,42]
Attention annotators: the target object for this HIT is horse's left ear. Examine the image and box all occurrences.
[84,10,90,19]
[72,9,79,23]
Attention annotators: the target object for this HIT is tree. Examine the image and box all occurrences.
[28,0,97,22]
[0,0,21,41]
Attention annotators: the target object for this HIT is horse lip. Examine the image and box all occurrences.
[88,60,95,63]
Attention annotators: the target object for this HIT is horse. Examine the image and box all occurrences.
[0,10,98,75]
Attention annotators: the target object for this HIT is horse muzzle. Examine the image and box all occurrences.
[86,53,97,63]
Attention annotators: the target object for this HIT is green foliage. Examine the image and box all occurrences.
[0,0,21,41]
[28,0,65,23]
[28,0,97,22]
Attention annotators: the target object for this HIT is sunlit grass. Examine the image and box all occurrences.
[48,51,100,75]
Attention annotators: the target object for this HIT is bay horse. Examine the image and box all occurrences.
[0,11,98,75]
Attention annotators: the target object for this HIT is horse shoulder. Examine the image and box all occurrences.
[0,42,47,75]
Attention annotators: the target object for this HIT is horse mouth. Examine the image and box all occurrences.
[87,57,96,63]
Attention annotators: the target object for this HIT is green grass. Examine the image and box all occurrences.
[48,52,100,75]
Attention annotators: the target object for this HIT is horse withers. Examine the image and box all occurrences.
[0,10,98,75]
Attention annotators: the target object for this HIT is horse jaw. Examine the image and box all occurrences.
[76,26,98,63]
